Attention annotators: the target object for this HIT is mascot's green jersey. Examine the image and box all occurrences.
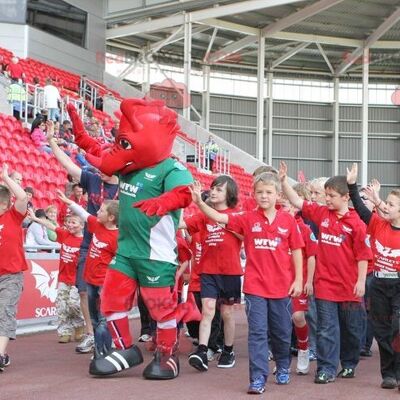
[118,158,193,264]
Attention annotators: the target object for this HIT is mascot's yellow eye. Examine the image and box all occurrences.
[119,139,132,150]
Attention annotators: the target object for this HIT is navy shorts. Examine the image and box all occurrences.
[75,247,88,293]
[200,273,242,305]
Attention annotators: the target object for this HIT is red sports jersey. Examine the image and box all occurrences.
[83,216,118,286]
[367,213,400,273]
[185,209,242,276]
[0,206,28,275]
[188,231,203,293]
[302,201,372,302]
[56,228,83,285]
[227,208,304,298]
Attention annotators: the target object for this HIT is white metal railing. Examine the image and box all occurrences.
[195,141,230,175]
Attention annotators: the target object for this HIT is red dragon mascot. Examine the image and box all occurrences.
[67,98,200,380]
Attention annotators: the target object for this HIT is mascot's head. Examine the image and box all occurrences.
[86,98,180,175]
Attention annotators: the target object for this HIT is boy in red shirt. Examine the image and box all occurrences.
[55,190,118,359]
[0,164,28,372]
[30,211,85,343]
[280,161,372,384]
[190,172,303,394]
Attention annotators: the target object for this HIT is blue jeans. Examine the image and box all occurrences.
[316,299,363,377]
[245,295,292,382]
[306,295,317,354]
[48,108,59,121]
[360,273,374,351]
[87,283,112,355]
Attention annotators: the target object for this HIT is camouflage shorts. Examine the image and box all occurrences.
[0,273,24,339]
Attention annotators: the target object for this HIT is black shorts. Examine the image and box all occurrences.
[200,273,242,305]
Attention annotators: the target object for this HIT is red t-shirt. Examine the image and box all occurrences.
[56,228,83,285]
[188,231,203,293]
[185,209,242,275]
[83,216,118,286]
[227,208,304,298]
[367,212,400,273]
[7,62,23,79]
[0,206,28,275]
[295,214,318,285]
[302,201,372,302]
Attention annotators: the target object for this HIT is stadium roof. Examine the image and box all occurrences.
[105,0,400,81]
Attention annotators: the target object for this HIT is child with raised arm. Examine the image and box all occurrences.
[190,172,303,395]
[0,164,28,372]
[29,209,85,343]
[56,190,119,358]
[279,161,372,384]
[347,163,400,390]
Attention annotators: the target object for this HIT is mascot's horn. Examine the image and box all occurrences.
[120,99,144,132]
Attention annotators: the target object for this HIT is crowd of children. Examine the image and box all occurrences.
[0,120,399,395]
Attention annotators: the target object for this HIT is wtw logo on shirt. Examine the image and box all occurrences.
[253,237,280,250]
[120,181,144,198]
[320,232,345,246]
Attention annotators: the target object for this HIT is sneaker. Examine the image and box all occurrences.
[247,376,266,394]
[380,376,397,389]
[3,354,10,367]
[309,349,317,361]
[138,334,153,343]
[314,371,335,384]
[143,347,180,380]
[75,334,95,353]
[217,350,235,368]
[275,368,290,385]
[188,349,208,372]
[58,335,71,343]
[360,348,372,357]
[0,355,5,372]
[296,349,310,375]
[337,368,355,378]
[74,326,85,342]
[89,345,144,376]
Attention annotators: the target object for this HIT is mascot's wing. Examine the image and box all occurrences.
[31,261,51,298]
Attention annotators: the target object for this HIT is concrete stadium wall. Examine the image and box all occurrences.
[192,92,400,195]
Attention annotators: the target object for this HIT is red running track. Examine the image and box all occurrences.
[2,307,399,400]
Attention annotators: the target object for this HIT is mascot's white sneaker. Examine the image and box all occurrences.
[143,347,180,380]
[89,345,143,376]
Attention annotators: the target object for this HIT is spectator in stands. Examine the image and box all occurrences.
[45,205,59,241]
[0,163,28,372]
[9,171,23,186]
[6,57,25,83]
[205,135,219,172]
[7,79,26,121]
[59,120,73,142]
[84,100,93,120]
[0,55,7,75]
[30,118,52,154]
[43,78,61,121]
[75,148,91,170]
[46,120,119,354]
[24,187,34,210]
[25,208,60,251]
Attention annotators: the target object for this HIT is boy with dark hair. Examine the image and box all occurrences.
[280,161,372,384]
[0,164,28,371]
